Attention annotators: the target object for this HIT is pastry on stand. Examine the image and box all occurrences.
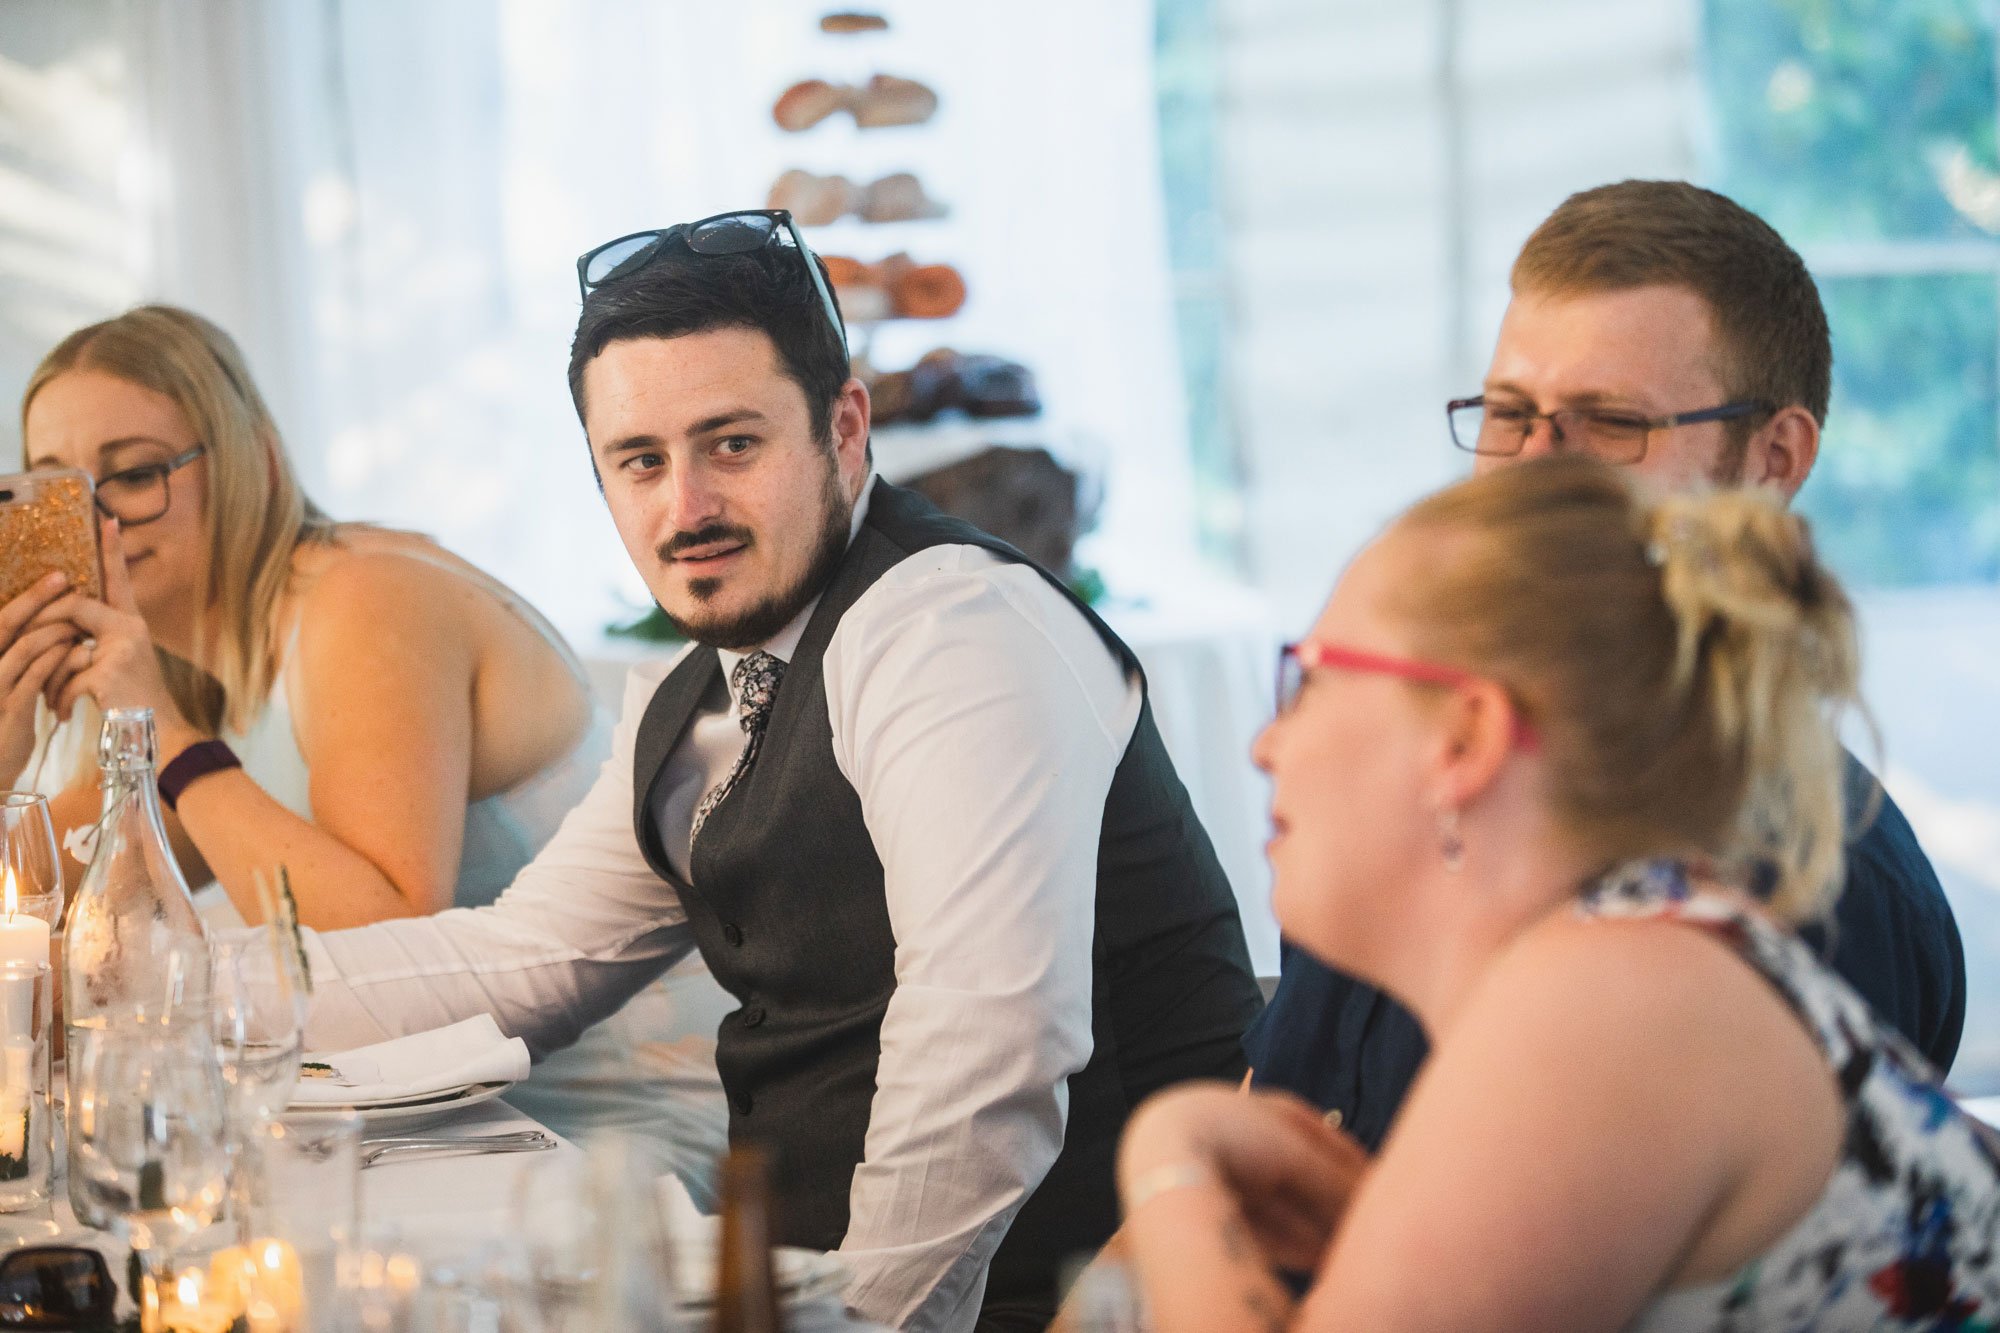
[822,253,966,321]
[820,12,888,33]
[772,74,938,131]
[769,170,947,226]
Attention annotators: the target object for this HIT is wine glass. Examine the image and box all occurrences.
[513,1138,681,1333]
[67,1022,231,1273]
[210,930,308,1131]
[0,793,62,930]
[514,1152,601,1333]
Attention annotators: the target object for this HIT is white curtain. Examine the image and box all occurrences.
[0,1,143,453]
[1217,0,1699,628]
[4,0,1200,645]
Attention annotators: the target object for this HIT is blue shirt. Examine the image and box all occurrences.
[1244,755,1966,1151]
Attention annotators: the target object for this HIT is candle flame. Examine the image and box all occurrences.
[177,1270,202,1305]
[2,865,13,920]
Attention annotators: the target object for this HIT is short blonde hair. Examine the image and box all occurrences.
[22,306,335,734]
[1396,457,1861,921]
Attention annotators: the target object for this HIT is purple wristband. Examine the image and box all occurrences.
[158,739,241,811]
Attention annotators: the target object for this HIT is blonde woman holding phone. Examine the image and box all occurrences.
[0,305,727,1187]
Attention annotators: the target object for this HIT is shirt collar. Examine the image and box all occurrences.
[716,470,875,702]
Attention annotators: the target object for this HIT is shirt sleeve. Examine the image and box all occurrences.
[295,658,697,1056]
[821,547,1142,1333]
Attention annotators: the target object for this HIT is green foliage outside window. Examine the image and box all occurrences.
[1155,0,1246,570]
[1703,0,2000,587]
[1811,275,2000,583]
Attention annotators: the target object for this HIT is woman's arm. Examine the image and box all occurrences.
[40,529,483,927]
[196,552,481,927]
[1296,914,1843,1332]
[1116,1084,1366,1333]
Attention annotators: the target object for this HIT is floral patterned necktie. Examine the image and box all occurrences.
[690,650,786,847]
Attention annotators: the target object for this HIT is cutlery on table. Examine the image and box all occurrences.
[359,1129,558,1168]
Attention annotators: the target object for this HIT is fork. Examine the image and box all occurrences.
[359,1129,558,1168]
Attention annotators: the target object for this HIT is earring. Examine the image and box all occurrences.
[1438,805,1464,872]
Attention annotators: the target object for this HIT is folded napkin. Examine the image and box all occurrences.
[292,1014,529,1105]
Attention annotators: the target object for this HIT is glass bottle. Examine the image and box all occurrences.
[713,1146,783,1333]
[63,707,212,1228]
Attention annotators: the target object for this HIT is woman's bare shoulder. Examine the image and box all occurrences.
[285,532,489,676]
[1444,889,1836,1134]
[290,529,484,620]
[1481,894,1779,1035]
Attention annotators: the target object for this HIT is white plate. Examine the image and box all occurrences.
[285,1079,514,1128]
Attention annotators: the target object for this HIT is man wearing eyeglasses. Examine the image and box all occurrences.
[1247,179,1964,1157]
[284,211,1263,1333]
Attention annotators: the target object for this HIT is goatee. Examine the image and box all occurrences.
[659,464,854,651]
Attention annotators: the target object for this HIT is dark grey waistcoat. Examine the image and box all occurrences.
[630,478,1262,1321]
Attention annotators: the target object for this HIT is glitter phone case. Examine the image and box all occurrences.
[0,469,104,609]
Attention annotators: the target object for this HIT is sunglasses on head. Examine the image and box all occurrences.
[575,209,848,357]
[0,1246,118,1330]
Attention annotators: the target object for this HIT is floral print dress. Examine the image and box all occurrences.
[1581,860,2000,1332]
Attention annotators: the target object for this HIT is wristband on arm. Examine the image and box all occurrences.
[157,739,242,812]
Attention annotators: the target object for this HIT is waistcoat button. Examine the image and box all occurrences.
[733,1091,753,1116]
[723,922,745,947]
[742,1006,767,1028]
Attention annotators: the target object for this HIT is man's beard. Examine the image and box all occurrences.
[657,461,854,651]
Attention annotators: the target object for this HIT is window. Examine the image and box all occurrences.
[1706,0,2000,585]
[1704,0,2000,1088]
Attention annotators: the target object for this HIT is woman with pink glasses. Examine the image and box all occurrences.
[1096,456,2000,1331]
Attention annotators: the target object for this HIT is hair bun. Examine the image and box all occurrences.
[1643,485,1861,917]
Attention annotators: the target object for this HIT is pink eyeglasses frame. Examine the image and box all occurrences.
[1278,641,1541,751]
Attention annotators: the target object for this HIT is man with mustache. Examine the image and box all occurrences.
[1247,179,1964,1155]
[284,212,1263,1333]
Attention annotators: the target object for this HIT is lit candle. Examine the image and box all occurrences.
[155,1265,240,1333]
[209,1239,304,1332]
[0,870,42,1173]
[0,869,50,971]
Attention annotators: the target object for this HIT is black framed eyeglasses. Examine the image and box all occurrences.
[94,445,204,527]
[575,209,848,358]
[1446,396,1773,464]
[0,1245,118,1330]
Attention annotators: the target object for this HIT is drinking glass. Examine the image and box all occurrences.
[67,1022,230,1266]
[211,929,308,1131]
[0,793,62,927]
[514,1138,681,1333]
[514,1152,599,1333]
[233,1112,362,1331]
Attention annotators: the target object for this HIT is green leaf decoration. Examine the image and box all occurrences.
[278,867,312,995]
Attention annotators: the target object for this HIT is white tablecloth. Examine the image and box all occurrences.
[29,1097,888,1330]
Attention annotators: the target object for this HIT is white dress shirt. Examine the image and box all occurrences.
[294,484,1143,1332]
